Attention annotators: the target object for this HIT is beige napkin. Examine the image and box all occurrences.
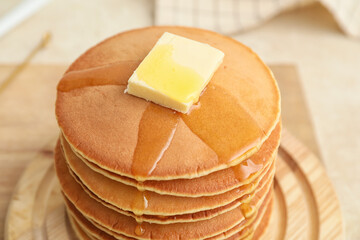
[155,0,360,38]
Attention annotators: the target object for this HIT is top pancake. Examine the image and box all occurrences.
[61,123,280,197]
[56,26,280,181]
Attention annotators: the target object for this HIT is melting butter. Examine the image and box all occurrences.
[126,32,224,113]
[137,44,204,103]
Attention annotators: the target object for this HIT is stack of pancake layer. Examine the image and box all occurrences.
[54,27,281,240]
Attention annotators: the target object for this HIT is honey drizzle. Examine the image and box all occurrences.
[241,192,255,204]
[131,188,149,216]
[182,84,264,164]
[231,158,263,182]
[57,61,140,92]
[131,182,148,236]
[240,203,256,219]
[131,103,180,178]
[135,223,145,236]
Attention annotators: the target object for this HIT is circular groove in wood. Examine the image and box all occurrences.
[281,129,344,240]
[32,163,56,240]
[4,129,344,240]
[272,179,287,240]
[279,148,320,239]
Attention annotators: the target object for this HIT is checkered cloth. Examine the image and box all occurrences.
[155,0,360,38]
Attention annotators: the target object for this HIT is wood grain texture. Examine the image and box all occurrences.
[0,65,66,238]
[262,129,344,240]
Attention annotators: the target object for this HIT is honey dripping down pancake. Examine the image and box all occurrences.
[54,26,281,240]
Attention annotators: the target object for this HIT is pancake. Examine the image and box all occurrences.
[63,179,271,240]
[65,186,272,240]
[55,26,281,240]
[67,205,130,240]
[67,188,272,240]
[223,191,273,240]
[68,212,93,240]
[57,140,274,217]
[62,123,280,197]
[56,26,281,181]
[56,148,273,239]
[204,187,273,240]
[252,197,273,240]
[67,156,275,224]
[226,199,273,240]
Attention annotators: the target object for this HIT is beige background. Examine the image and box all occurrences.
[0,0,359,239]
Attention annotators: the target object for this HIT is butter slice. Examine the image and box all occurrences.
[125,32,224,113]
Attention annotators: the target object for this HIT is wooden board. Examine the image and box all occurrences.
[0,64,344,239]
[3,129,344,240]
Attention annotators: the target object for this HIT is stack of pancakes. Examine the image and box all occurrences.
[54,27,281,240]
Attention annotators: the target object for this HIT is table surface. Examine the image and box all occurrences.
[0,1,359,239]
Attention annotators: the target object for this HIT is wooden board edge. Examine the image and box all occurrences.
[280,129,345,240]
